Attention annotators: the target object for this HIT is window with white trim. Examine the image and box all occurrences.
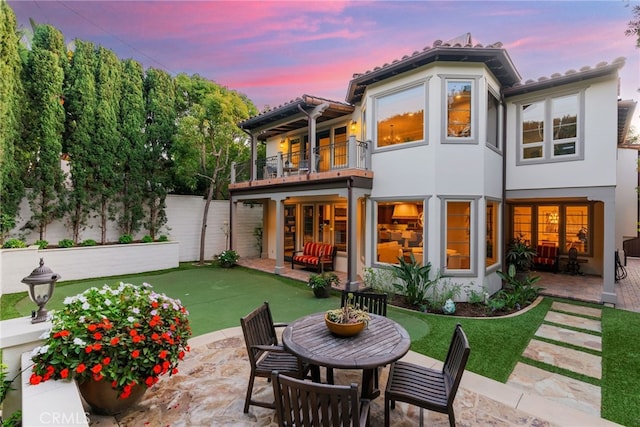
[446,80,472,138]
[375,85,425,148]
[445,200,472,272]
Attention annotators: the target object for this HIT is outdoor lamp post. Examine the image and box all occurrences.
[22,258,61,324]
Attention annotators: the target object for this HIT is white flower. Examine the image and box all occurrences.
[132,307,140,314]
[150,309,158,316]
[78,295,87,303]
[38,345,49,354]
[63,296,75,305]
[73,338,86,346]
[104,299,112,306]
[127,316,136,323]
[38,330,51,339]
[82,302,90,310]
[79,315,85,323]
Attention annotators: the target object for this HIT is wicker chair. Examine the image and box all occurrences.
[385,323,470,427]
[240,302,309,413]
[272,371,370,427]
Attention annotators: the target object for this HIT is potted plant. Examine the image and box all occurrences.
[325,293,371,336]
[29,282,192,415]
[506,235,537,274]
[215,249,239,268]
[307,272,339,298]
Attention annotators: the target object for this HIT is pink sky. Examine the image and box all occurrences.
[8,0,640,126]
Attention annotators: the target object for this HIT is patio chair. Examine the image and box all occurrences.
[341,290,388,316]
[240,302,309,413]
[385,323,470,427]
[272,371,370,427]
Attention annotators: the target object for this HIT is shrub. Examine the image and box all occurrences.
[58,239,74,248]
[81,239,97,247]
[142,235,153,243]
[362,267,395,296]
[2,238,26,249]
[118,234,133,244]
[391,253,440,306]
[158,235,169,242]
[495,264,544,310]
[34,240,49,249]
[426,278,463,310]
[215,249,239,267]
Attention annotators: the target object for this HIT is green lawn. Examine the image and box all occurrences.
[3,263,638,426]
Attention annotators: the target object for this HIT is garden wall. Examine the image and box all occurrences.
[1,196,263,295]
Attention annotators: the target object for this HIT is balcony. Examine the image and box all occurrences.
[230,136,372,190]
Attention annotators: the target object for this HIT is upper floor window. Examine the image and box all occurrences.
[519,93,582,163]
[375,84,425,148]
[487,90,500,149]
[446,81,472,138]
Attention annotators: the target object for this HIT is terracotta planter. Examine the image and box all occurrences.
[313,287,330,298]
[324,315,366,337]
[78,378,146,415]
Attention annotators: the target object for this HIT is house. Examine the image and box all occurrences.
[230,33,637,305]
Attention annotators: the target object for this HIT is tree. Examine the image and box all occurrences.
[143,68,176,239]
[118,59,146,235]
[173,74,256,263]
[0,1,26,243]
[23,23,67,240]
[93,46,122,243]
[625,4,640,47]
[63,39,96,243]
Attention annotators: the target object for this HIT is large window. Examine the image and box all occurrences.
[290,203,348,252]
[519,93,581,162]
[446,81,472,138]
[376,200,424,265]
[487,90,500,149]
[486,200,499,267]
[510,203,591,255]
[376,85,425,148]
[445,200,472,271]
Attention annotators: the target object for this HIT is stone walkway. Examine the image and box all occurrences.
[507,301,603,418]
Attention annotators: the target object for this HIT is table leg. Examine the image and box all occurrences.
[361,368,380,400]
[310,365,321,383]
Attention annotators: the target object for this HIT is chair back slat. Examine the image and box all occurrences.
[341,291,388,316]
[442,323,471,405]
[241,302,278,366]
[273,371,363,427]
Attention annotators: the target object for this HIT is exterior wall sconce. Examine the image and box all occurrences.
[22,258,61,323]
[280,139,285,148]
[350,120,357,132]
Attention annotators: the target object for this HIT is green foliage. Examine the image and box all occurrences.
[505,234,537,272]
[391,253,440,305]
[34,239,48,249]
[2,238,26,249]
[495,267,544,310]
[215,249,239,267]
[307,272,340,290]
[142,235,153,243]
[253,225,263,256]
[58,238,74,248]
[426,278,463,310]
[158,235,169,242]
[118,234,133,244]
[81,239,97,247]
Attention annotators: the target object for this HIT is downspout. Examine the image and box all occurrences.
[500,91,508,273]
[346,177,355,291]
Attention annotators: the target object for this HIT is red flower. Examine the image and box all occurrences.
[85,345,93,353]
[93,332,103,341]
[178,351,185,360]
[91,364,103,374]
[158,350,168,359]
[93,373,104,381]
[120,390,131,399]
[60,368,69,379]
[145,376,155,387]
[76,364,86,373]
[92,343,102,351]
[102,357,111,365]
[151,333,160,341]
[172,368,178,375]
[131,350,140,358]
[130,329,138,337]
[162,361,170,373]
[53,330,70,338]
[46,365,55,375]
[132,335,144,343]
[102,320,113,330]
[87,324,98,332]
[29,374,43,385]
[110,337,120,346]
[112,380,118,388]
[153,364,162,374]
[151,301,159,308]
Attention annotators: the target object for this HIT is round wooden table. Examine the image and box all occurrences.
[282,312,411,399]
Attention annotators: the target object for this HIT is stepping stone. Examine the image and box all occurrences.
[551,301,601,318]
[544,311,601,333]
[523,339,601,379]
[508,362,601,417]
[535,324,602,352]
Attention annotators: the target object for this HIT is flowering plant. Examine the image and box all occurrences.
[325,293,370,325]
[29,283,191,399]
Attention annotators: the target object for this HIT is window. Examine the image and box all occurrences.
[487,90,500,149]
[519,93,581,162]
[375,200,424,265]
[445,200,471,271]
[486,200,499,267]
[290,203,348,252]
[333,126,347,168]
[446,81,472,138]
[376,85,425,148]
[510,203,591,255]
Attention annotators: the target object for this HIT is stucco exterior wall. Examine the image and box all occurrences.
[616,148,639,250]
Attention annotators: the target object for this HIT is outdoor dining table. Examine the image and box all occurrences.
[282,312,411,400]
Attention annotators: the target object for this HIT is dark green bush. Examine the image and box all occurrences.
[142,235,153,243]
[58,239,74,248]
[81,239,97,247]
[2,238,26,249]
[158,235,168,242]
[118,234,133,244]
[35,239,49,249]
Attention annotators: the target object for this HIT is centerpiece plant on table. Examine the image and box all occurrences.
[29,282,192,413]
[325,293,370,325]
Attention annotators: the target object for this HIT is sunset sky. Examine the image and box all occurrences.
[8,1,640,127]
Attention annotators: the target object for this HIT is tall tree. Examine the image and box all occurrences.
[0,0,26,243]
[23,23,67,240]
[143,68,175,239]
[118,58,146,235]
[63,39,96,243]
[173,74,255,263]
[626,4,640,47]
[93,46,122,243]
